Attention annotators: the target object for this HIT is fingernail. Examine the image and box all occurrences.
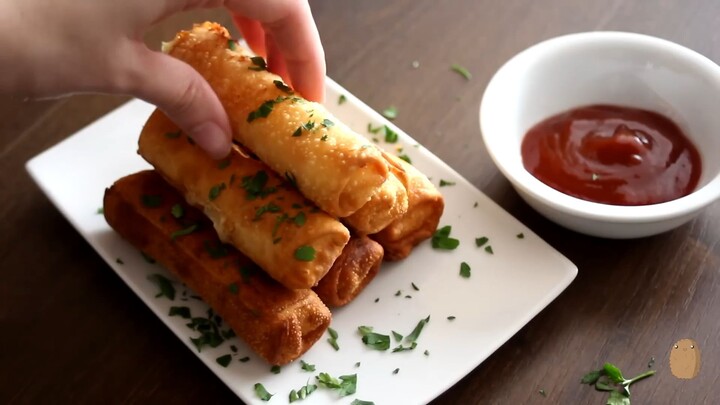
[190,122,231,159]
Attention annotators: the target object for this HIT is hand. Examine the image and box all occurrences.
[0,0,326,159]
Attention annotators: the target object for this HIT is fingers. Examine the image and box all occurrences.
[232,14,267,57]
[227,0,326,102]
[126,47,232,159]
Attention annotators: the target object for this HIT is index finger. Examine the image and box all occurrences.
[226,0,326,102]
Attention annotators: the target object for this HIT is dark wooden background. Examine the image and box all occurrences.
[3,1,720,403]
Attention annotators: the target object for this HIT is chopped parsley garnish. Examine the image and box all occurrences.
[539,389,547,397]
[581,363,656,404]
[374,298,379,303]
[392,342,417,352]
[447,315,456,320]
[392,331,403,341]
[273,80,293,94]
[170,223,198,240]
[517,232,525,239]
[424,350,430,356]
[270,365,281,374]
[293,212,307,226]
[406,315,430,343]
[164,130,181,139]
[321,118,334,128]
[367,123,382,134]
[382,106,398,120]
[411,282,419,291]
[294,245,316,261]
[216,354,232,367]
[316,373,357,397]
[292,127,303,137]
[169,306,191,319]
[228,282,239,294]
[303,120,316,131]
[247,96,287,122]
[460,262,471,278]
[358,326,390,351]
[473,201,479,208]
[230,345,238,353]
[392,368,399,375]
[227,40,236,51]
[239,356,250,363]
[187,315,226,352]
[241,170,276,200]
[300,360,316,372]
[141,194,162,208]
[450,64,472,80]
[338,94,347,105]
[289,382,318,402]
[249,56,267,71]
[405,295,412,299]
[398,154,412,164]
[115,258,124,265]
[96,207,104,214]
[321,134,328,141]
[170,204,184,219]
[384,125,398,143]
[217,158,231,169]
[439,179,456,187]
[147,274,175,300]
[327,327,340,350]
[394,290,401,296]
[475,237,489,247]
[431,225,460,250]
[254,202,281,220]
[208,183,226,201]
[485,245,494,254]
[254,383,273,401]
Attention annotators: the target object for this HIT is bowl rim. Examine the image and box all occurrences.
[479,30,720,224]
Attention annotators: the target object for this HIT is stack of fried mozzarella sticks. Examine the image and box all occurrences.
[103,22,444,365]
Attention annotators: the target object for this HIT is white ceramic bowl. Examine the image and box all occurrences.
[480,31,720,239]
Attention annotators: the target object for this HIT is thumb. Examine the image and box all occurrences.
[128,48,232,159]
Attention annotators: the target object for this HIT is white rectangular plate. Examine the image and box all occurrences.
[26,78,576,405]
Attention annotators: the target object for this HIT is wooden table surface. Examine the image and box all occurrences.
[3,1,720,403]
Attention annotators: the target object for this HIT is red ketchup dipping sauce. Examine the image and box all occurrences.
[521,105,701,206]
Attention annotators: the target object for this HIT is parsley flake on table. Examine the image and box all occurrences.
[384,125,399,143]
[538,388,547,397]
[450,64,472,80]
[300,360,316,372]
[216,354,232,367]
[169,306,191,319]
[254,383,273,401]
[147,274,175,300]
[460,262,470,278]
[141,194,162,208]
[170,223,198,240]
[382,105,398,120]
[431,225,460,250]
[439,179,456,187]
[327,327,339,351]
[398,154,412,164]
[295,245,316,261]
[580,362,655,405]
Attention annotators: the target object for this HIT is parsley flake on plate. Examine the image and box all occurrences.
[216,354,232,367]
[398,154,412,164]
[254,383,273,401]
[168,306,191,319]
[475,236,489,247]
[327,327,339,351]
[384,125,399,143]
[115,258,124,265]
[338,94,347,105]
[439,179,456,187]
[300,360,316,372]
[460,262,471,278]
[147,274,175,300]
[431,225,460,250]
[270,365,281,374]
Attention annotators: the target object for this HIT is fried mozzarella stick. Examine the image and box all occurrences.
[372,153,445,261]
[163,22,390,218]
[139,110,350,289]
[103,171,331,365]
[313,236,384,307]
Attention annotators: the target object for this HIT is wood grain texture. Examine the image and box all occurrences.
[3,1,720,403]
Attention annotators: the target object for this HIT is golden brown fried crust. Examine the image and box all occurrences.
[313,236,383,307]
[343,172,409,235]
[138,109,350,289]
[372,153,445,261]
[103,170,331,365]
[165,22,389,217]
